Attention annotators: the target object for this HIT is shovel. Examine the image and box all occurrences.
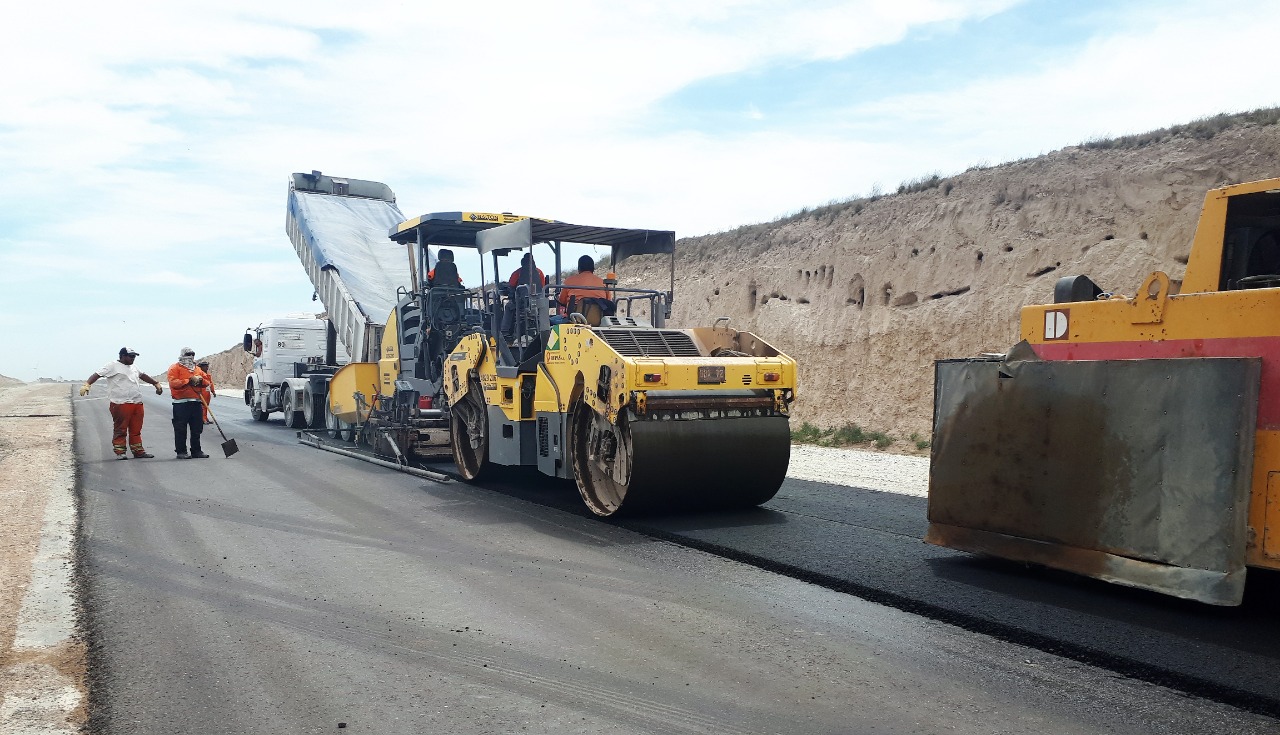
[196,392,239,457]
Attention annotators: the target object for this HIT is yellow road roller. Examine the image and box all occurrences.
[388,215,799,516]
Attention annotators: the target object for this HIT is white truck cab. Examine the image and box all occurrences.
[243,316,349,427]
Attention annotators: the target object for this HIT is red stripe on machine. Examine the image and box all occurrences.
[1034,337,1280,428]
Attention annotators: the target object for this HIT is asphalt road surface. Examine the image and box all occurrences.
[76,391,1277,733]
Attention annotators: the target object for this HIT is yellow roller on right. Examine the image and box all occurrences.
[927,177,1280,605]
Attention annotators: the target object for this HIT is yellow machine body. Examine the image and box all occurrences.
[445,322,798,516]
[927,177,1280,605]
[328,362,379,425]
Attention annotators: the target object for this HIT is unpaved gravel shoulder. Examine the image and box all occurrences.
[0,383,85,733]
[787,443,929,497]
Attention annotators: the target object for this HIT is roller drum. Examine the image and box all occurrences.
[572,407,789,516]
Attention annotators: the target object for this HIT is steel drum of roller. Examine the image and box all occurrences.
[570,400,790,516]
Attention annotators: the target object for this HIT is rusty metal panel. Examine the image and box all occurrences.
[927,355,1261,605]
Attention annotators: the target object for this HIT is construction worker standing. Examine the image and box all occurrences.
[196,360,215,424]
[168,347,209,459]
[80,347,163,460]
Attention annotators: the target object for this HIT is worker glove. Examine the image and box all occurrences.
[189,376,203,387]
[79,383,90,396]
[154,384,163,395]
[211,390,217,397]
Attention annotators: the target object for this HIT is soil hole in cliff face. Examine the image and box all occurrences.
[1029,265,1058,278]
[881,282,893,306]
[893,292,918,307]
[748,283,759,314]
[930,286,971,300]
[976,251,984,263]
[713,288,720,296]
[1002,244,1013,253]
[797,297,810,304]
[845,274,865,308]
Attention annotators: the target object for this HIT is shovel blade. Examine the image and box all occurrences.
[221,438,239,457]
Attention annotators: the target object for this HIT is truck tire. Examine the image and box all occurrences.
[303,383,326,429]
[251,405,269,422]
[281,389,305,429]
[325,402,342,439]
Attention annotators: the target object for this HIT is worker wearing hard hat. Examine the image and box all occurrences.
[196,360,215,424]
[168,347,209,459]
[80,347,163,459]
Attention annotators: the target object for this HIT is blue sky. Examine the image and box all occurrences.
[1,0,1277,381]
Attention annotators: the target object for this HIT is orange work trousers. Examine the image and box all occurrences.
[108,402,147,456]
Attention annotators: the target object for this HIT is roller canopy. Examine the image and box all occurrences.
[392,212,675,259]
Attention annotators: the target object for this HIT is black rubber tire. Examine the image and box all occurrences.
[251,403,269,422]
[303,383,326,429]
[281,389,305,429]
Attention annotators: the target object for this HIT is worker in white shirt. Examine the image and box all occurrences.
[80,347,164,459]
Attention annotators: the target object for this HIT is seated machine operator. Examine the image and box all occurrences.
[508,253,546,291]
[427,249,463,288]
[559,255,609,312]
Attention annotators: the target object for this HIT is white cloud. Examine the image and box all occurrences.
[3,1,1280,380]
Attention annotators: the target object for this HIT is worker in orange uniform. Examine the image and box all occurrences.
[558,255,609,314]
[80,347,163,459]
[427,248,464,288]
[196,360,215,424]
[168,347,209,459]
[507,252,545,291]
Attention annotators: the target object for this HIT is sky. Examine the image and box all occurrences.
[2,0,1278,381]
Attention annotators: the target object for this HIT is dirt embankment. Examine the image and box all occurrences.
[621,122,1280,445]
[198,345,254,397]
[195,119,1280,451]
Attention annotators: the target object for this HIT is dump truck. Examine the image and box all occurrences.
[353,214,800,516]
[927,177,1280,605]
[243,172,414,427]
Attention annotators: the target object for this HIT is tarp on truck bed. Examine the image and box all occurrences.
[287,190,411,327]
[286,179,426,362]
[926,353,1261,605]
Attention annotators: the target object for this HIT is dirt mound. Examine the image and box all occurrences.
[0,374,22,386]
[198,345,254,396]
[621,119,1280,447]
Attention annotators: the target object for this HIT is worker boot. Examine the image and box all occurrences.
[133,451,155,459]
[191,451,211,459]
[176,451,191,459]
[116,453,129,460]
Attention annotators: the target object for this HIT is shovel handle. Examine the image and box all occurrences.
[195,392,231,442]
